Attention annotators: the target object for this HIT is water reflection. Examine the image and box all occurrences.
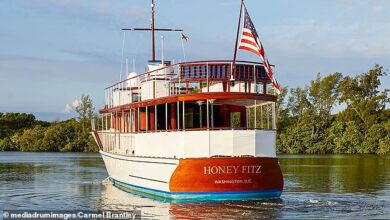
[94,180,170,218]
[0,152,389,219]
[169,200,284,219]
[95,180,284,219]
[0,152,106,210]
[279,155,390,194]
[94,154,390,219]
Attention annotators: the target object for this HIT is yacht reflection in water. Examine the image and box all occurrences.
[93,179,283,219]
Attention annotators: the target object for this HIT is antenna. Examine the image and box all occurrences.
[161,35,164,65]
[161,35,167,81]
[151,0,155,61]
[181,36,187,62]
[126,58,129,76]
[132,58,136,73]
[120,31,126,76]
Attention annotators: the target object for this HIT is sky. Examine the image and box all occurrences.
[0,0,389,121]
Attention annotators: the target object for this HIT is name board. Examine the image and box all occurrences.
[203,165,262,175]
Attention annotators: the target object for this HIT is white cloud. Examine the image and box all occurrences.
[72,99,82,108]
[63,99,81,114]
[64,104,72,113]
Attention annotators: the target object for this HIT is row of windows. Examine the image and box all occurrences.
[180,64,269,81]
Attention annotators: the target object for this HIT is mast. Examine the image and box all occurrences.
[151,0,156,61]
[232,0,244,74]
[121,1,183,61]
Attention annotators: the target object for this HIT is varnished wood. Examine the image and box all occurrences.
[169,157,284,192]
[100,92,276,113]
[106,60,273,89]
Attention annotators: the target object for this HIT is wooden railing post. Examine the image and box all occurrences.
[182,101,185,130]
[165,103,168,131]
[206,62,210,93]
[272,102,276,129]
[206,99,210,128]
[254,100,257,129]
[253,64,257,93]
[155,105,157,132]
[177,100,180,129]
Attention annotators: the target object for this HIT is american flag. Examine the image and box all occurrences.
[238,6,281,94]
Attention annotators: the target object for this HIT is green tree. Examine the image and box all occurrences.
[0,113,36,139]
[0,137,13,151]
[73,94,99,152]
[277,65,389,155]
[324,121,345,153]
[277,73,343,154]
[377,120,390,154]
[359,124,386,154]
[309,72,342,116]
[42,120,79,152]
[75,94,96,133]
[338,65,389,129]
[378,137,390,154]
[287,87,310,120]
[18,125,46,152]
[334,121,362,154]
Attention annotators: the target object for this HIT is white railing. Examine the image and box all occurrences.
[97,129,276,158]
[103,60,276,108]
[98,132,136,156]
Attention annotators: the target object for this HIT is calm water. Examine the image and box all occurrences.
[0,152,389,219]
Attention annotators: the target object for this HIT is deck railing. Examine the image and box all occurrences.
[95,128,277,158]
[95,60,278,138]
[104,60,276,108]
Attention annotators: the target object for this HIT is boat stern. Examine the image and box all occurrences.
[169,157,283,200]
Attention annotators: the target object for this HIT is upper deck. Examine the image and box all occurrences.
[100,60,278,114]
[92,59,279,142]
[92,60,279,157]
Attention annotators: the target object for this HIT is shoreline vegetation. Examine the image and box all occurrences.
[0,95,97,153]
[276,65,389,154]
[0,65,389,154]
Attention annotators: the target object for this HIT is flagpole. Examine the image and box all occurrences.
[232,0,244,74]
[181,38,187,62]
[151,0,156,61]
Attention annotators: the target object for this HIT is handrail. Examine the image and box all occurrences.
[103,59,277,109]
[179,59,274,66]
[95,127,276,134]
[105,59,274,89]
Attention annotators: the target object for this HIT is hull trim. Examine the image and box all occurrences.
[100,151,178,165]
[129,174,168,184]
[110,177,282,201]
